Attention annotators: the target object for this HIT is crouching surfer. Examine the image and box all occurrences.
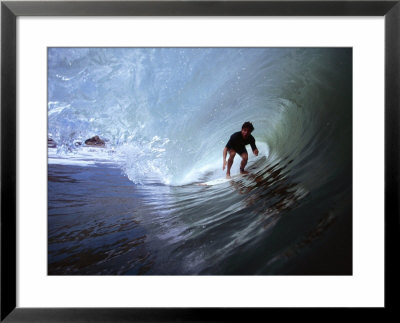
[223,121,259,179]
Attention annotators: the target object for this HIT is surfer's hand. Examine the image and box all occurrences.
[223,160,227,170]
[254,149,259,156]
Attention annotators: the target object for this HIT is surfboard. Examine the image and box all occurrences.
[198,174,243,186]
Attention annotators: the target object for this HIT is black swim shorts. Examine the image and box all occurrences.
[229,147,248,156]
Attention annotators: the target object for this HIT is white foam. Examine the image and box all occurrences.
[48,158,96,166]
[48,146,121,167]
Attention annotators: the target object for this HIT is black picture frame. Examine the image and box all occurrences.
[1,0,399,321]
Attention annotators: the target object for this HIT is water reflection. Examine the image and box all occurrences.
[228,160,309,231]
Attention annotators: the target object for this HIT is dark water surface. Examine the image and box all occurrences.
[48,160,351,275]
[48,164,152,275]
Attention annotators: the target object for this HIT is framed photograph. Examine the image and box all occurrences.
[2,0,398,321]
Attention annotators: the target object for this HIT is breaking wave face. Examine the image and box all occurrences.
[48,48,352,274]
[48,48,351,187]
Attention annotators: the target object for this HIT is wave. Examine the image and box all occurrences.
[48,48,351,186]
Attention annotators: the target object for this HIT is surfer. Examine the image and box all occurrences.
[223,121,259,179]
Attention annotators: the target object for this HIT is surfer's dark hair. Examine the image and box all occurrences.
[242,121,254,132]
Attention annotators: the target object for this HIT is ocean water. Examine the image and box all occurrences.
[48,48,352,275]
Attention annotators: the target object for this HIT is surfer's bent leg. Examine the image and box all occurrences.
[226,149,236,178]
[240,152,248,174]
